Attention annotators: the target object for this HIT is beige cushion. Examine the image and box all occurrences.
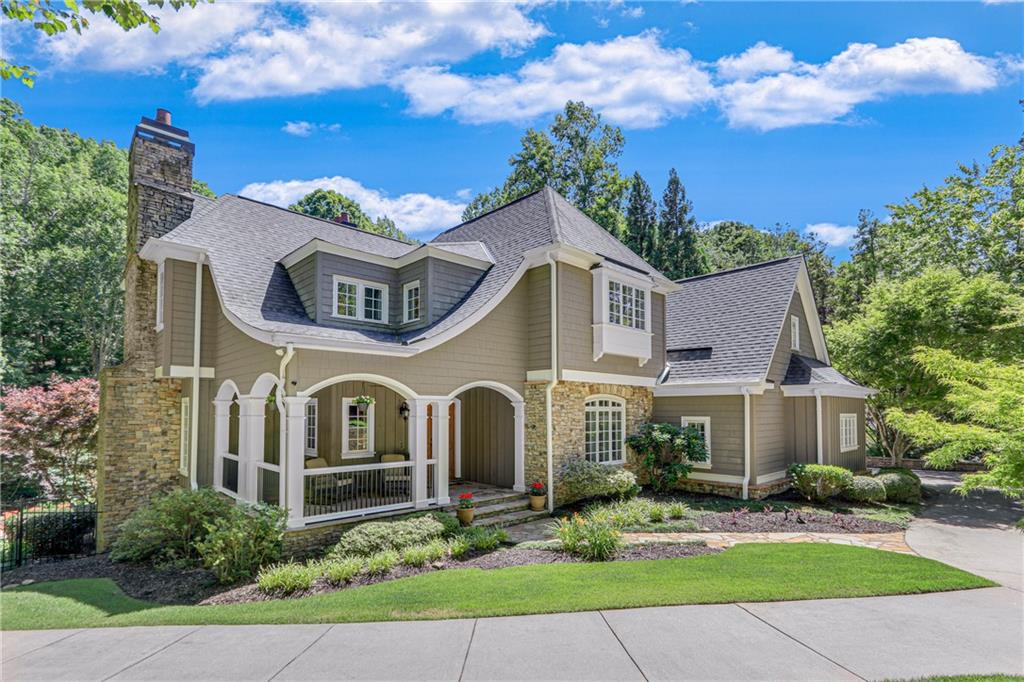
[380,454,407,463]
[305,457,329,469]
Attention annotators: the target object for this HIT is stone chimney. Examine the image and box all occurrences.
[124,110,196,366]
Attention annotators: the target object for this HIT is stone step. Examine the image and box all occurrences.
[473,508,550,529]
[445,489,525,510]
[472,498,532,518]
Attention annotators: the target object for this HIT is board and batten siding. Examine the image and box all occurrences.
[651,395,746,476]
[164,260,218,368]
[556,262,665,378]
[306,380,408,467]
[459,387,516,488]
[752,389,787,476]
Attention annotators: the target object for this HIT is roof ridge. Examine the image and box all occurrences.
[228,194,417,248]
[542,185,563,244]
[674,254,803,284]
[431,188,546,240]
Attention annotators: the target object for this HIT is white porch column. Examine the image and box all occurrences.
[282,396,310,529]
[435,399,452,505]
[408,398,430,508]
[237,396,265,502]
[512,399,526,492]
[212,398,232,491]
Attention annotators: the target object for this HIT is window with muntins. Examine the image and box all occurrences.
[585,397,625,464]
[840,413,858,452]
[403,280,421,323]
[791,315,800,351]
[179,397,190,475]
[342,398,375,457]
[305,399,318,455]
[608,281,646,330]
[680,416,711,468]
[333,276,389,323]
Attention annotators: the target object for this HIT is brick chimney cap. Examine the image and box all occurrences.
[156,108,172,125]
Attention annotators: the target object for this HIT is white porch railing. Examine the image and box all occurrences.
[303,461,416,523]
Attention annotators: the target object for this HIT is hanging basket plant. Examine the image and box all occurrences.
[353,395,375,406]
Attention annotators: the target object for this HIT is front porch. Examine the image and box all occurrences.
[211,374,526,529]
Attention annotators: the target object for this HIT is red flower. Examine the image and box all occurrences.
[459,492,474,500]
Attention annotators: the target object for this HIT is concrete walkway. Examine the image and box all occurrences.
[3,587,1021,681]
[905,471,1024,591]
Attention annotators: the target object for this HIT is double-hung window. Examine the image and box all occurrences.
[840,413,858,452]
[680,416,712,469]
[584,397,625,464]
[403,280,421,323]
[608,280,646,330]
[791,315,801,351]
[179,397,190,475]
[333,276,389,324]
[304,399,318,456]
[342,398,375,458]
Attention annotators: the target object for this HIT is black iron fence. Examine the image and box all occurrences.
[1,498,99,570]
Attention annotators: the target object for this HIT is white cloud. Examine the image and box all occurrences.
[238,176,466,235]
[398,32,715,128]
[621,6,645,18]
[715,42,796,80]
[804,222,857,248]
[719,37,1000,130]
[45,3,263,72]
[193,2,547,102]
[282,121,341,137]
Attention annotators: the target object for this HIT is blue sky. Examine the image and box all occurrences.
[5,1,1022,261]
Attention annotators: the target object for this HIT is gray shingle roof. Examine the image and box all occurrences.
[782,355,863,388]
[160,186,657,348]
[663,256,804,384]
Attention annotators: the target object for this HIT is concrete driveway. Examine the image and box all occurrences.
[905,470,1024,591]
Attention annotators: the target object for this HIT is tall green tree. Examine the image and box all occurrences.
[888,349,1024,506]
[700,220,833,321]
[462,101,629,236]
[827,269,1024,465]
[624,172,656,262]
[657,168,704,279]
[831,210,881,320]
[288,189,411,243]
[1,0,209,86]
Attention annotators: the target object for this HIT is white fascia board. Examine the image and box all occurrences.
[780,384,877,398]
[549,243,602,270]
[280,239,493,272]
[654,381,773,397]
[560,370,657,387]
[526,370,554,382]
[140,238,207,264]
[156,365,216,379]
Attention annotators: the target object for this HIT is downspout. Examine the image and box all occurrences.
[545,254,558,513]
[188,255,205,490]
[276,343,296,512]
[741,386,752,500]
[815,388,824,465]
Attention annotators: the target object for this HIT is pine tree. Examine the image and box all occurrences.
[657,168,704,278]
[624,172,657,262]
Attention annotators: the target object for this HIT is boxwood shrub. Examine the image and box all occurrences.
[330,514,447,558]
[788,464,854,503]
[843,476,886,503]
[110,488,232,566]
[559,457,639,504]
[876,471,922,503]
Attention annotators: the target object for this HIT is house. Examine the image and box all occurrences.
[96,111,874,549]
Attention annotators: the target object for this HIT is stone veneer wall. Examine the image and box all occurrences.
[673,477,791,500]
[525,380,654,506]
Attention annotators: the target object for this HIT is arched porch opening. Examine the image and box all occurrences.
[448,382,525,493]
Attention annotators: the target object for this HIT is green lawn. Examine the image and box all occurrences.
[887,676,1024,682]
[0,544,993,631]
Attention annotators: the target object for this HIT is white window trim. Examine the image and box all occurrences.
[840,413,858,452]
[607,279,648,331]
[179,397,190,475]
[332,275,390,324]
[584,395,626,465]
[402,279,421,324]
[156,261,166,332]
[341,397,376,459]
[304,398,318,456]
[680,416,712,469]
[791,315,800,351]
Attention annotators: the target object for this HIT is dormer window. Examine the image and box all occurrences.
[332,275,389,324]
[403,280,421,323]
[609,280,646,331]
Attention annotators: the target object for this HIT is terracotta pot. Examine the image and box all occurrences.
[457,507,475,526]
[529,494,546,511]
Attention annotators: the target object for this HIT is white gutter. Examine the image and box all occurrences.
[741,386,752,500]
[815,388,824,465]
[545,255,558,513]
[188,254,205,490]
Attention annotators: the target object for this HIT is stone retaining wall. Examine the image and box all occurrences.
[866,456,986,472]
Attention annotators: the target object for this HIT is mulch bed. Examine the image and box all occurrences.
[694,510,901,533]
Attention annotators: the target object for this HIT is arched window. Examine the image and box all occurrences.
[584,396,625,464]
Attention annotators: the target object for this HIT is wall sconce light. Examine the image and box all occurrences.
[399,401,410,420]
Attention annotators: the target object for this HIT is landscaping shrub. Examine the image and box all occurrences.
[195,503,286,584]
[559,458,638,503]
[15,508,95,558]
[878,467,921,483]
[110,488,232,566]
[322,557,363,585]
[447,536,471,559]
[462,527,508,552]
[876,472,922,503]
[625,422,708,492]
[402,544,431,567]
[365,550,398,576]
[257,561,318,594]
[788,464,854,503]
[584,498,655,528]
[422,539,447,562]
[648,505,665,523]
[843,476,887,503]
[554,515,621,561]
[332,515,446,558]
[667,502,688,520]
